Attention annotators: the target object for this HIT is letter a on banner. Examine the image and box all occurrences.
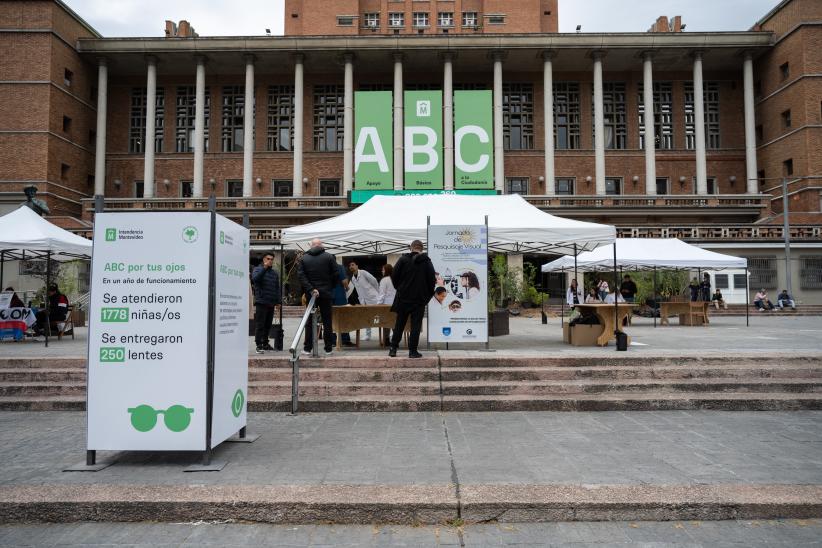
[454,90,494,189]
[404,91,443,189]
[354,91,393,190]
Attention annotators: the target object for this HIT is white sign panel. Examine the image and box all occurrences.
[211,216,250,446]
[87,212,210,451]
[427,225,488,343]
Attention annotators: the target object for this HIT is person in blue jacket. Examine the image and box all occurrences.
[251,253,281,354]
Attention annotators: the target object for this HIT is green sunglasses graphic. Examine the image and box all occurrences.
[127,404,194,432]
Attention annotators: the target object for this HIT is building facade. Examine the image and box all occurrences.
[0,0,820,302]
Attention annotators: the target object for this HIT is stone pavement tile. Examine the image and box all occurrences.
[47,522,149,546]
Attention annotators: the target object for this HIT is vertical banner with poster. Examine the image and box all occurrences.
[354,91,393,190]
[404,90,443,189]
[454,90,494,189]
[427,225,488,343]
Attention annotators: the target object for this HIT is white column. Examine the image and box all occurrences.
[393,53,404,191]
[543,51,555,195]
[592,52,606,196]
[94,59,107,197]
[143,56,157,198]
[242,55,255,197]
[443,53,454,190]
[343,53,354,194]
[193,57,206,198]
[642,52,657,195]
[743,53,758,195]
[293,54,304,197]
[693,51,708,195]
[492,52,504,192]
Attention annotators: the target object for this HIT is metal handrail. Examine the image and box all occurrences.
[288,293,318,414]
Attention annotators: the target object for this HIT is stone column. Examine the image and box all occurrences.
[542,51,556,195]
[642,52,657,195]
[443,53,454,190]
[94,59,107,197]
[693,51,708,195]
[242,55,255,197]
[592,52,606,196]
[393,53,404,191]
[143,56,157,198]
[193,56,206,198]
[492,52,504,193]
[293,54,305,197]
[343,53,354,195]
[743,53,758,195]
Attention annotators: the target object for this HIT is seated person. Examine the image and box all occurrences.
[753,288,775,311]
[2,287,25,309]
[604,291,626,304]
[584,287,601,304]
[776,289,796,311]
[35,283,69,334]
[711,288,727,310]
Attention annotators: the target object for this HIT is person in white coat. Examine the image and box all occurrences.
[566,278,583,308]
[378,263,398,346]
[349,261,380,341]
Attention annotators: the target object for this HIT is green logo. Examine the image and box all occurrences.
[127,404,194,432]
[231,389,245,417]
[220,231,225,244]
[105,228,117,241]
[182,226,198,243]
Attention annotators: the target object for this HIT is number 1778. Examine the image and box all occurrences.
[101,307,129,322]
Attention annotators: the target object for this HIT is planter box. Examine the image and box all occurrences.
[488,309,509,337]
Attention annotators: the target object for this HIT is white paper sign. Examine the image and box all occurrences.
[427,225,488,343]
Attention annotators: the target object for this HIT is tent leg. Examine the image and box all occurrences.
[44,251,51,347]
[0,250,4,290]
[560,269,564,327]
[279,243,284,328]
[653,266,657,328]
[541,271,547,324]
[613,241,622,351]
[745,266,750,327]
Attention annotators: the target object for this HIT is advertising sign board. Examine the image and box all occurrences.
[404,90,443,189]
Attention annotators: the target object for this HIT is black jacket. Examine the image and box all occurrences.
[297,246,338,299]
[390,252,436,310]
[251,264,281,306]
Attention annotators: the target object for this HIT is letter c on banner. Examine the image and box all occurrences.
[355,127,390,173]
[455,125,490,173]
[404,126,439,173]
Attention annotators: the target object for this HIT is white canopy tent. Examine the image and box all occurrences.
[281,194,616,255]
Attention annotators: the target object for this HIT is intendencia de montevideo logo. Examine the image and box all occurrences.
[182,226,198,243]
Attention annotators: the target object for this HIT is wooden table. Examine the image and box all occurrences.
[571,304,633,347]
[331,305,408,349]
[659,301,710,326]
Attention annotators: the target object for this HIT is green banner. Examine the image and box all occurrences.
[350,189,497,204]
[454,90,494,189]
[354,91,393,190]
[404,91,443,189]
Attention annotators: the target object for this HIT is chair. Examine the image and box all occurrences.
[49,305,75,340]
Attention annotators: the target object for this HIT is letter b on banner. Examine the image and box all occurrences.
[454,91,494,189]
[404,91,443,189]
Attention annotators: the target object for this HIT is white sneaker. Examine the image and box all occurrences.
[301,350,312,356]
[324,349,333,357]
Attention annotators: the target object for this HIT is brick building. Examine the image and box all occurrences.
[0,0,820,303]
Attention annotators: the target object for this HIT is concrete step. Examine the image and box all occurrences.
[0,369,88,382]
[0,358,86,369]
[439,365,822,381]
[249,367,440,383]
[438,355,822,369]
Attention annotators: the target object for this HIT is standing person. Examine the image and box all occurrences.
[389,240,436,359]
[597,278,609,302]
[349,261,380,341]
[251,253,282,354]
[566,279,582,308]
[297,238,338,356]
[332,263,354,347]
[619,275,638,303]
[701,273,711,302]
[689,277,700,302]
[377,263,397,346]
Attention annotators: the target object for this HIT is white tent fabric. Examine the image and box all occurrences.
[0,206,92,259]
[281,194,616,255]
[541,238,747,272]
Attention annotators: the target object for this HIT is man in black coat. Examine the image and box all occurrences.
[297,238,338,355]
[389,239,436,358]
[251,253,281,353]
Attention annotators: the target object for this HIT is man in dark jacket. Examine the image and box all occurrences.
[297,238,338,355]
[389,239,436,358]
[251,253,281,353]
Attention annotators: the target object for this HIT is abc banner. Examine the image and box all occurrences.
[404,91,443,189]
[427,225,488,343]
[354,91,393,190]
[454,90,494,189]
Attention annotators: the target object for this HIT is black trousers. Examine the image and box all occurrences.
[254,304,275,346]
[390,305,425,353]
[304,296,334,352]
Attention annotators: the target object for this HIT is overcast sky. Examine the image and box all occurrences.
[63,0,780,37]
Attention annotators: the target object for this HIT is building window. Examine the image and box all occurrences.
[655,177,669,195]
[779,62,790,81]
[438,12,454,27]
[129,87,165,154]
[88,129,96,146]
[748,256,777,289]
[506,178,529,195]
[87,174,94,188]
[62,115,72,133]
[684,82,720,149]
[554,82,580,150]
[64,68,73,87]
[707,177,717,195]
[267,85,295,151]
[389,12,404,27]
[781,109,792,129]
[175,86,210,153]
[756,125,763,142]
[134,180,144,198]
[605,177,622,195]
[359,83,393,91]
[273,180,293,197]
[556,178,575,195]
[226,180,243,197]
[181,180,193,198]
[638,82,673,150]
[336,15,355,26]
[313,85,344,152]
[363,12,379,28]
[592,82,627,149]
[60,163,70,180]
[783,159,794,176]
[487,14,505,25]
[413,12,429,27]
[800,256,822,289]
[319,179,340,196]
[221,86,247,152]
[503,84,534,150]
[715,274,729,289]
[462,11,478,27]
[733,273,747,289]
